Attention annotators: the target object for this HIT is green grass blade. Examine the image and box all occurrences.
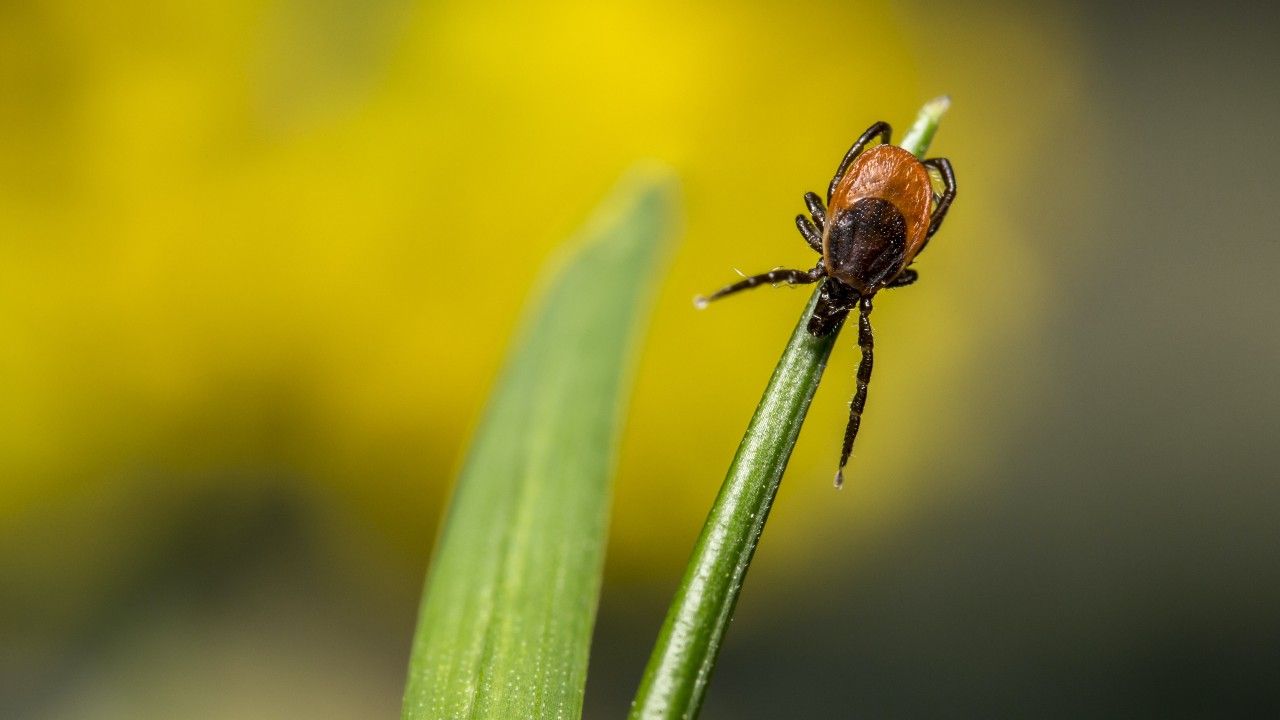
[403,167,679,720]
[628,98,950,720]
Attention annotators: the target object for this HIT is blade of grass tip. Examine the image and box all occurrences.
[628,97,950,720]
[403,165,679,720]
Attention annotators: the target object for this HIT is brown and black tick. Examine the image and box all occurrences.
[695,121,956,487]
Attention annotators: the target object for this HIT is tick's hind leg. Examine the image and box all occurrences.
[795,191,829,253]
[835,295,875,488]
[695,263,825,308]
[795,215,822,253]
[886,268,918,289]
[828,121,892,203]
[922,157,956,241]
[804,192,827,233]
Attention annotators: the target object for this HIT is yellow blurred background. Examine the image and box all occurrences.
[3,1,1278,718]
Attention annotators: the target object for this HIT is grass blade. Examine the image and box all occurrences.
[403,167,679,720]
[628,98,950,720]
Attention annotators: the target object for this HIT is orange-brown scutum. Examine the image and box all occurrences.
[822,144,934,287]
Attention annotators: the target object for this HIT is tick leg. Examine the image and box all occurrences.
[795,214,823,253]
[804,191,827,233]
[886,268,918,289]
[806,278,855,337]
[922,157,956,242]
[835,295,875,488]
[828,121,892,204]
[695,263,824,308]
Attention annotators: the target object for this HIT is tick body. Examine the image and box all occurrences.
[696,121,956,486]
[824,144,933,295]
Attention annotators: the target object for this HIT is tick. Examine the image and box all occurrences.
[695,120,956,487]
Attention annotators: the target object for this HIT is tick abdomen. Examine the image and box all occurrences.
[825,198,908,295]
[824,144,934,291]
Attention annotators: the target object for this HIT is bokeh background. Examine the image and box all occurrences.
[3,0,1278,717]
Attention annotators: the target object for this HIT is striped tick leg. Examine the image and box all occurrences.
[795,192,828,252]
[835,295,875,487]
[695,263,825,308]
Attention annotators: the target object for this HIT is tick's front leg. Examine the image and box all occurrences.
[806,278,855,337]
[695,263,825,308]
[835,295,875,488]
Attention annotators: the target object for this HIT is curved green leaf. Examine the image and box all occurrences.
[403,167,679,720]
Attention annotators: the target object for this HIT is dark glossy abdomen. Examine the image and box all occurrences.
[824,197,908,295]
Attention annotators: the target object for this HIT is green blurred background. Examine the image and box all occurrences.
[3,0,1278,717]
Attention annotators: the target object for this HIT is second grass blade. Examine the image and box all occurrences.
[403,167,678,720]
